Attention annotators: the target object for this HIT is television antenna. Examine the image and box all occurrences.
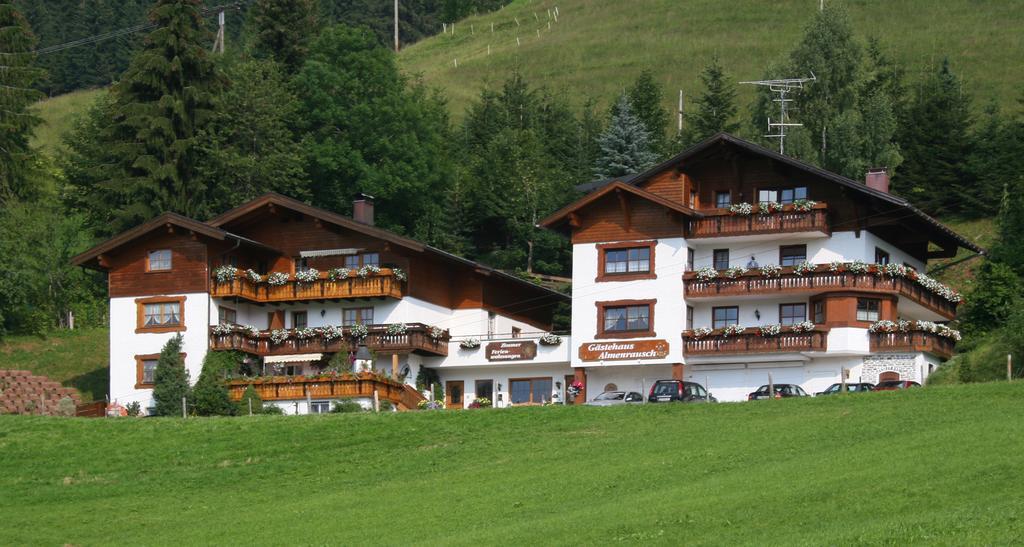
[739,72,815,154]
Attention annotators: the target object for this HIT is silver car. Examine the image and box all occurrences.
[585,391,645,406]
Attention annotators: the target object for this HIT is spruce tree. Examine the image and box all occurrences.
[250,0,319,74]
[627,70,668,155]
[893,58,973,216]
[593,95,659,179]
[191,351,237,416]
[682,57,739,145]
[237,384,264,416]
[152,334,191,416]
[965,103,1022,216]
[75,0,222,233]
[0,3,44,203]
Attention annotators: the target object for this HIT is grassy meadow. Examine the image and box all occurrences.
[30,88,105,156]
[1,382,1023,544]
[0,328,108,402]
[399,0,1024,119]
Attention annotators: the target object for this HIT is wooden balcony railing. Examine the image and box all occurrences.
[228,375,425,410]
[682,327,828,355]
[690,204,829,238]
[211,269,405,303]
[684,265,958,319]
[870,331,955,359]
[210,323,449,357]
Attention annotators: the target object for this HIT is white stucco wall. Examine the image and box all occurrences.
[686,231,925,271]
[433,363,575,408]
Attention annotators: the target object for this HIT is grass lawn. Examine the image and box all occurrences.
[30,88,105,156]
[2,382,1022,544]
[399,0,1024,120]
[0,328,108,402]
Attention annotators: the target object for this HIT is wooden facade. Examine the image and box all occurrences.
[210,323,450,357]
[682,328,829,355]
[228,375,425,410]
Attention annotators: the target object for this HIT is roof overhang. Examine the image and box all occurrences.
[539,180,701,234]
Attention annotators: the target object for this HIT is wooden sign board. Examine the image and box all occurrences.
[486,341,538,362]
[578,339,670,362]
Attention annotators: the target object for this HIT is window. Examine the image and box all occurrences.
[147,249,172,271]
[603,305,650,333]
[713,249,729,270]
[268,363,302,376]
[218,306,236,325]
[856,298,881,322]
[510,377,553,404]
[813,300,824,324]
[511,327,521,338]
[875,247,890,265]
[136,296,186,333]
[363,253,380,267]
[686,248,695,272]
[475,379,494,402]
[292,311,307,330]
[689,190,697,208]
[343,307,373,326]
[712,306,739,329]
[295,257,310,273]
[779,245,807,267]
[310,401,331,414]
[759,187,807,204]
[344,255,359,269]
[686,306,694,331]
[779,303,806,326]
[135,356,159,388]
[604,247,650,275]
[715,191,732,208]
[344,253,380,269]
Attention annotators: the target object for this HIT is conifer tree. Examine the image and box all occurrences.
[593,95,659,179]
[250,0,319,74]
[682,57,739,145]
[965,103,1023,216]
[627,70,668,155]
[237,384,264,415]
[152,334,191,416]
[191,351,237,416]
[0,3,44,203]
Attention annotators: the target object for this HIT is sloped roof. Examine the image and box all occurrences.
[539,180,701,231]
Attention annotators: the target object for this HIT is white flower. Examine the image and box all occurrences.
[270,329,291,344]
[328,267,350,281]
[758,324,782,337]
[386,323,408,335]
[868,320,898,333]
[266,272,290,286]
[729,202,753,216]
[695,266,718,282]
[428,326,447,341]
[792,199,818,212]
[757,201,783,215]
[793,261,816,276]
[295,327,317,340]
[540,332,562,345]
[790,321,815,333]
[691,327,713,338]
[724,266,749,279]
[760,264,782,278]
[828,260,845,272]
[320,325,343,341]
[392,268,407,282]
[241,325,260,338]
[212,323,234,336]
[723,324,746,337]
[358,264,381,278]
[848,260,870,274]
[349,323,369,339]
[214,265,238,283]
[245,269,262,283]
[295,268,320,284]
[459,338,481,349]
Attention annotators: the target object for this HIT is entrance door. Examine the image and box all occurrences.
[446,381,464,409]
[564,374,576,403]
[878,371,900,382]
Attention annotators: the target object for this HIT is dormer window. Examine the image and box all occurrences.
[147,249,172,271]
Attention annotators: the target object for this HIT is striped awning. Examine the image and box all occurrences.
[299,248,359,258]
[263,353,323,364]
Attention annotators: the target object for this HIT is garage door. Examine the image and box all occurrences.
[689,368,747,402]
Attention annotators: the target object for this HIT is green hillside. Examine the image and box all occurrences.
[30,88,105,155]
[399,0,1024,118]
[2,382,1023,543]
[0,328,108,402]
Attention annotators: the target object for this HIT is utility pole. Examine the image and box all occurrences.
[211,9,225,53]
[393,0,399,52]
[677,90,684,133]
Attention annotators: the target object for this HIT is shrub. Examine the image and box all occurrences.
[125,401,142,417]
[237,384,263,415]
[378,400,394,412]
[261,404,284,415]
[192,351,238,416]
[152,335,191,416]
[331,400,363,413]
[57,397,76,417]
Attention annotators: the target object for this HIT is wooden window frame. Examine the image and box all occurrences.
[135,352,186,389]
[779,303,807,326]
[686,248,695,272]
[812,299,825,324]
[509,377,554,405]
[292,310,308,330]
[596,241,656,282]
[595,299,656,339]
[856,298,881,322]
[474,379,494,401]
[342,307,374,326]
[712,249,729,271]
[875,247,891,265]
[218,306,237,325]
[712,306,739,329]
[145,249,173,273]
[779,244,807,266]
[686,305,694,331]
[714,191,732,208]
[135,295,187,333]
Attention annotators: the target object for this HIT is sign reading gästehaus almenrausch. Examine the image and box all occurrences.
[578,340,670,361]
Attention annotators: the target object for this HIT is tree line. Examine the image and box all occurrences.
[1,0,1022,356]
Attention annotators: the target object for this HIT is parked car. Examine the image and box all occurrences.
[585,391,645,406]
[747,384,810,400]
[647,380,717,403]
[815,382,875,396]
[874,380,921,391]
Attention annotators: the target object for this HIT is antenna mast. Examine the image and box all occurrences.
[739,73,815,154]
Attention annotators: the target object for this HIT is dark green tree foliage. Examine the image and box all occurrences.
[991,180,1024,276]
[63,0,223,235]
[894,59,973,216]
[681,57,739,146]
[959,261,1021,338]
[965,103,1024,216]
[295,25,454,242]
[0,3,44,202]
[237,384,263,415]
[593,94,659,179]
[250,0,319,74]
[191,351,239,416]
[199,59,310,208]
[626,70,668,155]
[152,334,190,416]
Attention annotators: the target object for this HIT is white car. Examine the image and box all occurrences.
[585,391,644,406]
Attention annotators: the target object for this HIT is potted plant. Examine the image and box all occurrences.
[328,267,350,281]
[295,268,320,284]
[459,338,481,350]
[540,333,562,345]
[266,272,290,286]
[214,265,238,283]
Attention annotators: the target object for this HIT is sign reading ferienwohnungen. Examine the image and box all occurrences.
[486,340,538,362]
[578,340,670,361]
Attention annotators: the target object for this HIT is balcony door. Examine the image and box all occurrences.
[446,380,464,409]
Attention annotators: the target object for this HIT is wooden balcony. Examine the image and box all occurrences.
[870,331,955,359]
[683,265,959,319]
[210,323,449,357]
[690,204,829,239]
[228,375,425,410]
[211,269,405,303]
[682,327,828,355]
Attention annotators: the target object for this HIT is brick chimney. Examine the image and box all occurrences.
[353,193,375,225]
[865,167,890,193]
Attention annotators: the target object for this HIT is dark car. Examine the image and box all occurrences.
[874,380,921,391]
[747,384,809,400]
[647,380,717,403]
[815,382,875,396]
